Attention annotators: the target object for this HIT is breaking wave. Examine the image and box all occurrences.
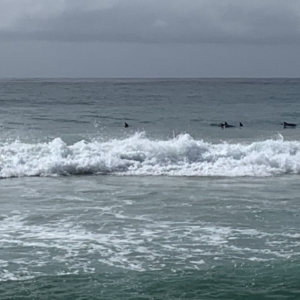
[0,132,300,178]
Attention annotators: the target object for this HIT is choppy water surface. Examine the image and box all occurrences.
[0,79,300,299]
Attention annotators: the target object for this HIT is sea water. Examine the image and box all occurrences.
[0,78,299,299]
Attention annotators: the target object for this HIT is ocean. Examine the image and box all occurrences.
[0,78,300,299]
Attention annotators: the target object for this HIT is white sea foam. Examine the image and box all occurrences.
[0,132,300,178]
[1,209,300,281]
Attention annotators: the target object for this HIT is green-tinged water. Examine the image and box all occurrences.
[1,264,300,300]
[1,175,300,299]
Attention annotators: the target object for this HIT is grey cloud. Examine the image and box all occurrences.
[1,0,300,44]
[2,40,300,78]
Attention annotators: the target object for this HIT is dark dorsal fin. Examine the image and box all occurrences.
[124,122,129,128]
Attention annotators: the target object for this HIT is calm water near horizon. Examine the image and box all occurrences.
[0,78,300,299]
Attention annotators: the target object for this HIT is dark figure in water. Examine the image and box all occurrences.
[283,122,296,128]
[222,122,235,128]
[221,122,243,129]
[211,122,243,128]
[124,122,129,128]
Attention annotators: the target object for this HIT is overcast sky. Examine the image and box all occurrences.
[1,0,300,78]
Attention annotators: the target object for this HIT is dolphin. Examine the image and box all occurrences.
[210,123,225,127]
[223,122,235,128]
[211,121,242,128]
[283,122,296,128]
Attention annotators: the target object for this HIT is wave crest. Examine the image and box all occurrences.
[0,133,300,178]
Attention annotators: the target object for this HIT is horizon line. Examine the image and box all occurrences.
[1,76,300,80]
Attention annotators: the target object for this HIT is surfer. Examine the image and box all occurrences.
[124,122,129,128]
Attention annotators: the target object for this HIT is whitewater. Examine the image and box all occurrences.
[1,132,300,178]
